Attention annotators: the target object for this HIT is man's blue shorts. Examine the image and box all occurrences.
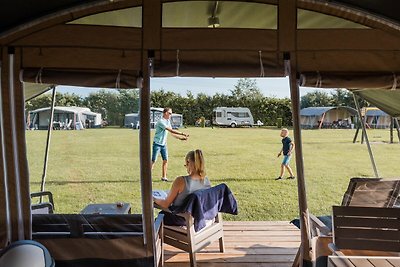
[152,143,168,162]
[282,155,291,166]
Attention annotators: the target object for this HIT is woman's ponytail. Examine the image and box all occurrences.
[194,149,206,179]
[186,149,206,179]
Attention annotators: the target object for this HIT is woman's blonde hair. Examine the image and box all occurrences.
[186,149,206,179]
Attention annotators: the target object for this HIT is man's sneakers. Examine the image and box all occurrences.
[161,177,169,182]
[274,176,295,180]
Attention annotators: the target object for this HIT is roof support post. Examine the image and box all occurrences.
[139,51,156,257]
[141,0,161,262]
[352,93,379,177]
[0,48,12,248]
[39,85,56,198]
[287,55,312,267]
[0,47,31,244]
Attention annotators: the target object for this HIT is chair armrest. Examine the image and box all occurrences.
[310,213,331,236]
[154,213,164,234]
[328,243,346,257]
[31,191,55,211]
[154,203,191,220]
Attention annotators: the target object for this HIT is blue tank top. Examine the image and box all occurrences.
[173,175,211,207]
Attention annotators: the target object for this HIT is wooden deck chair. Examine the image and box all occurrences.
[328,206,400,266]
[157,183,238,267]
[31,191,55,214]
[294,177,400,267]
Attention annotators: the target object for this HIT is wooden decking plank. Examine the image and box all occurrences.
[163,221,300,267]
[164,247,299,254]
[166,263,294,267]
[368,258,396,267]
[166,253,295,261]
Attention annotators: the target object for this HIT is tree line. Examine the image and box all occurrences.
[26,79,368,127]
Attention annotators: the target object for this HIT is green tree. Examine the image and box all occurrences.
[300,91,332,108]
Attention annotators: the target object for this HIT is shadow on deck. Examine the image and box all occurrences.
[164,221,300,267]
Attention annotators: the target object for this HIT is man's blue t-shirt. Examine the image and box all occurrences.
[153,118,171,146]
[282,136,292,155]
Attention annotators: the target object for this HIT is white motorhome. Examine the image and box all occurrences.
[212,107,254,127]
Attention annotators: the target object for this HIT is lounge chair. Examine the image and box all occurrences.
[156,183,238,267]
[292,177,400,267]
[328,206,400,266]
[31,191,55,214]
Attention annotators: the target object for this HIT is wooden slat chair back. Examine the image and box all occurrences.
[306,178,400,267]
[331,206,400,253]
[341,178,400,207]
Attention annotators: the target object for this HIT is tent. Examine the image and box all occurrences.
[2,1,400,266]
[124,108,183,129]
[29,106,102,130]
[300,106,357,129]
[365,108,392,129]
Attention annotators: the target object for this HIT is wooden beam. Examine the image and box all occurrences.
[142,0,160,261]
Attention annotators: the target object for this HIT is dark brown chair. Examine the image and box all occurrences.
[328,206,400,266]
[299,177,400,267]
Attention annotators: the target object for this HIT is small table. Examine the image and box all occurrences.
[80,203,131,214]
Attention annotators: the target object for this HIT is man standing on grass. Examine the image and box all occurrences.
[152,107,189,182]
[275,128,295,180]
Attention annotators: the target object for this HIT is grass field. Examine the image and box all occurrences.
[26,127,400,221]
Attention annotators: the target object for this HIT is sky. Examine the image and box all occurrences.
[56,77,332,98]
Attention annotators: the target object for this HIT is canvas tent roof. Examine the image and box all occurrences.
[300,106,357,116]
[1,0,400,117]
[3,1,400,84]
[30,106,99,116]
[366,109,388,117]
[356,90,400,117]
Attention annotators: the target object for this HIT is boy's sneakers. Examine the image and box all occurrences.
[275,177,283,180]
[287,176,296,179]
[161,177,169,182]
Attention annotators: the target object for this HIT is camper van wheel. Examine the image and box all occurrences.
[230,122,237,128]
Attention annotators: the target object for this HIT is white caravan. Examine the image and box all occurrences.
[212,107,254,127]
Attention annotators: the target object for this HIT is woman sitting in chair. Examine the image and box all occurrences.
[153,149,211,210]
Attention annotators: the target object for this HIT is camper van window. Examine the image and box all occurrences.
[231,112,249,118]
[216,112,222,118]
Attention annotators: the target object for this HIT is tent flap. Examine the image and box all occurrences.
[356,90,400,117]
[300,72,400,90]
[21,68,142,89]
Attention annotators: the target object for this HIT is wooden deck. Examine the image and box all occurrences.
[164,221,301,267]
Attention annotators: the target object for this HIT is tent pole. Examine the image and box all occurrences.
[139,50,156,254]
[395,118,400,143]
[352,93,379,178]
[39,85,56,199]
[390,117,394,144]
[318,112,325,129]
[353,125,360,143]
[287,57,312,266]
[361,110,367,144]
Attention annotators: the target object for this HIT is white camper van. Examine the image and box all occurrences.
[212,107,254,127]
